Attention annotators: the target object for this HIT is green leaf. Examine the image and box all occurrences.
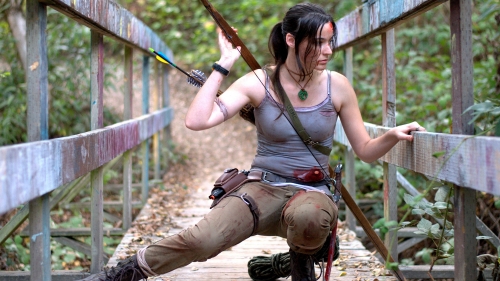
[434,186,450,202]
[432,151,446,158]
[386,262,400,270]
[412,209,426,215]
[434,202,449,210]
[494,199,500,209]
[403,193,416,207]
[63,253,76,263]
[14,235,23,245]
[430,223,441,236]
[417,218,432,232]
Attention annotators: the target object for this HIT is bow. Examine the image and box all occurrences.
[199,1,406,281]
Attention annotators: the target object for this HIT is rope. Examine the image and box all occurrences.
[247,252,291,281]
[247,235,340,281]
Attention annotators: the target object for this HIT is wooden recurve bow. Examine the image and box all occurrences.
[200,1,406,280]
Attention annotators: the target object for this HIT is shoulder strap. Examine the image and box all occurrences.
[281,93,331,156]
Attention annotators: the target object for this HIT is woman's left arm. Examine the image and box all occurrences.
[334,74,425,163]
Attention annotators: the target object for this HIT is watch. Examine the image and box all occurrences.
[212,62,229,76]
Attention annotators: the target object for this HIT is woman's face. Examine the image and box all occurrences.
[298,22,334,71]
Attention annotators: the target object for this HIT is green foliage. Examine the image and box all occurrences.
[0,19,27,145]
[0,8,121,146]
[4,236,30,270]
[464,99,500,136]
[117,0,361,78]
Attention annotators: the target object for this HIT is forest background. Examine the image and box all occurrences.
[0,0,499,272]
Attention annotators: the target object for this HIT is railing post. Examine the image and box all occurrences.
[90,31,105,273]
[26,0,51,279]
[123,46,133,230]
[141,56,150,204]
[382,28,398,261]
[162,65,171,169]
[450,0,476,280]
[343,47,357,233]
[153,60,161,180]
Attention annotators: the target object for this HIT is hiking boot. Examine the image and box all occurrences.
[77,255,147,281]
[289,249,315,281]
[313,234,340,263]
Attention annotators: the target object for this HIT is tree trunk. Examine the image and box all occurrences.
[5,0,27,74]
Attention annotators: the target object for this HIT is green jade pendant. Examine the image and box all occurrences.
[298,89,308,101]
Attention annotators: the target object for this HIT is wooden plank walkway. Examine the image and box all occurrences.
[108,177,397,281]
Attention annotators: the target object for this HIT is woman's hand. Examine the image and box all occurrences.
[391,121,426,141]
[217,27,241,69]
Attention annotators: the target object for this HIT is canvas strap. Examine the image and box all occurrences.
[281,93,332,156]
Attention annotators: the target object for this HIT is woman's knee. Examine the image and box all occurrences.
[282,191,337,254]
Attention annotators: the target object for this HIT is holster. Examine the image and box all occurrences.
[210,168,255,209]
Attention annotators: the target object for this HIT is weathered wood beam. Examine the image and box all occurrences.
[0,108,174,215]
[53,237,109,263]
[335,0,447,50]
[0,271,90,281]
[141,55,151,204]
[26,0,51,279]
[398,265,492,279]
[334,121,500,195]
[20,227,125,237]
[38,0,172,58]
[63,200,143,210]
[355,226,427,238]
[342,48,357,233]
[90,29,105,274]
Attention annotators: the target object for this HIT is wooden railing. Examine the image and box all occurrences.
[0,0,173,280]
[333,0,500,280]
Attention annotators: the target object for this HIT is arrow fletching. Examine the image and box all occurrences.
[187,69,207,88]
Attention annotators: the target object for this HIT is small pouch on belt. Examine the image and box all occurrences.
[209,168,249,209]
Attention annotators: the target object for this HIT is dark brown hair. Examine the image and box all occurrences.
[267,3,337,107]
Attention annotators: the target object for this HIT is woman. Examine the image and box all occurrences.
[80,3,424,281]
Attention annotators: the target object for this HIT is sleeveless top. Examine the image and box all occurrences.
[250,70,339,182]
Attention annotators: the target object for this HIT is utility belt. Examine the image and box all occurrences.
[208,168,332,236]
[209,168,330,204]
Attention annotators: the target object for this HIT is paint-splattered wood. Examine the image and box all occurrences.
[39,0,172,58]
[333,120,500,195]
[335,0,447,50]
[109,186,397,281]
[0,108,173,215]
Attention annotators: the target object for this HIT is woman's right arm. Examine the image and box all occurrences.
[185,29,264,131]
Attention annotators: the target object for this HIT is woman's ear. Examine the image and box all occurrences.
[285,33,295,48]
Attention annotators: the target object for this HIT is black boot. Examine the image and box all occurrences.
[78,255,147,281]
[289,249,316,281]
[313,234,340,263]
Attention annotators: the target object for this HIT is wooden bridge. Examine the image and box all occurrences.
[1,0,499,280]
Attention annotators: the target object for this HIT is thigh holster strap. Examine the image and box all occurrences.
[227,192,259,236]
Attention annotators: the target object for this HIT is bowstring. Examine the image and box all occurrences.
[208,9,341,197]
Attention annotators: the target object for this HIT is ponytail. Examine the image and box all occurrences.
[268,22,288,65]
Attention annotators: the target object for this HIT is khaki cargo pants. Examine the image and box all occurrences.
[138,181,338,276]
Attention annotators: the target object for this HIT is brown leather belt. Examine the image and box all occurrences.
[247,170,330,187]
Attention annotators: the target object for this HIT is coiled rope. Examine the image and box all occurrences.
[247,252,291,281]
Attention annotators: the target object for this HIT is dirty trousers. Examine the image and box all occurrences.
[139,181,338,276]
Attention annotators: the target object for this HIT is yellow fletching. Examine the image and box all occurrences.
[156,55,169,64]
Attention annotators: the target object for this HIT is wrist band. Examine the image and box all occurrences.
[212,63,229,76]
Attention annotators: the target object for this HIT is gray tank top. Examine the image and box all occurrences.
[250,70,338,181]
